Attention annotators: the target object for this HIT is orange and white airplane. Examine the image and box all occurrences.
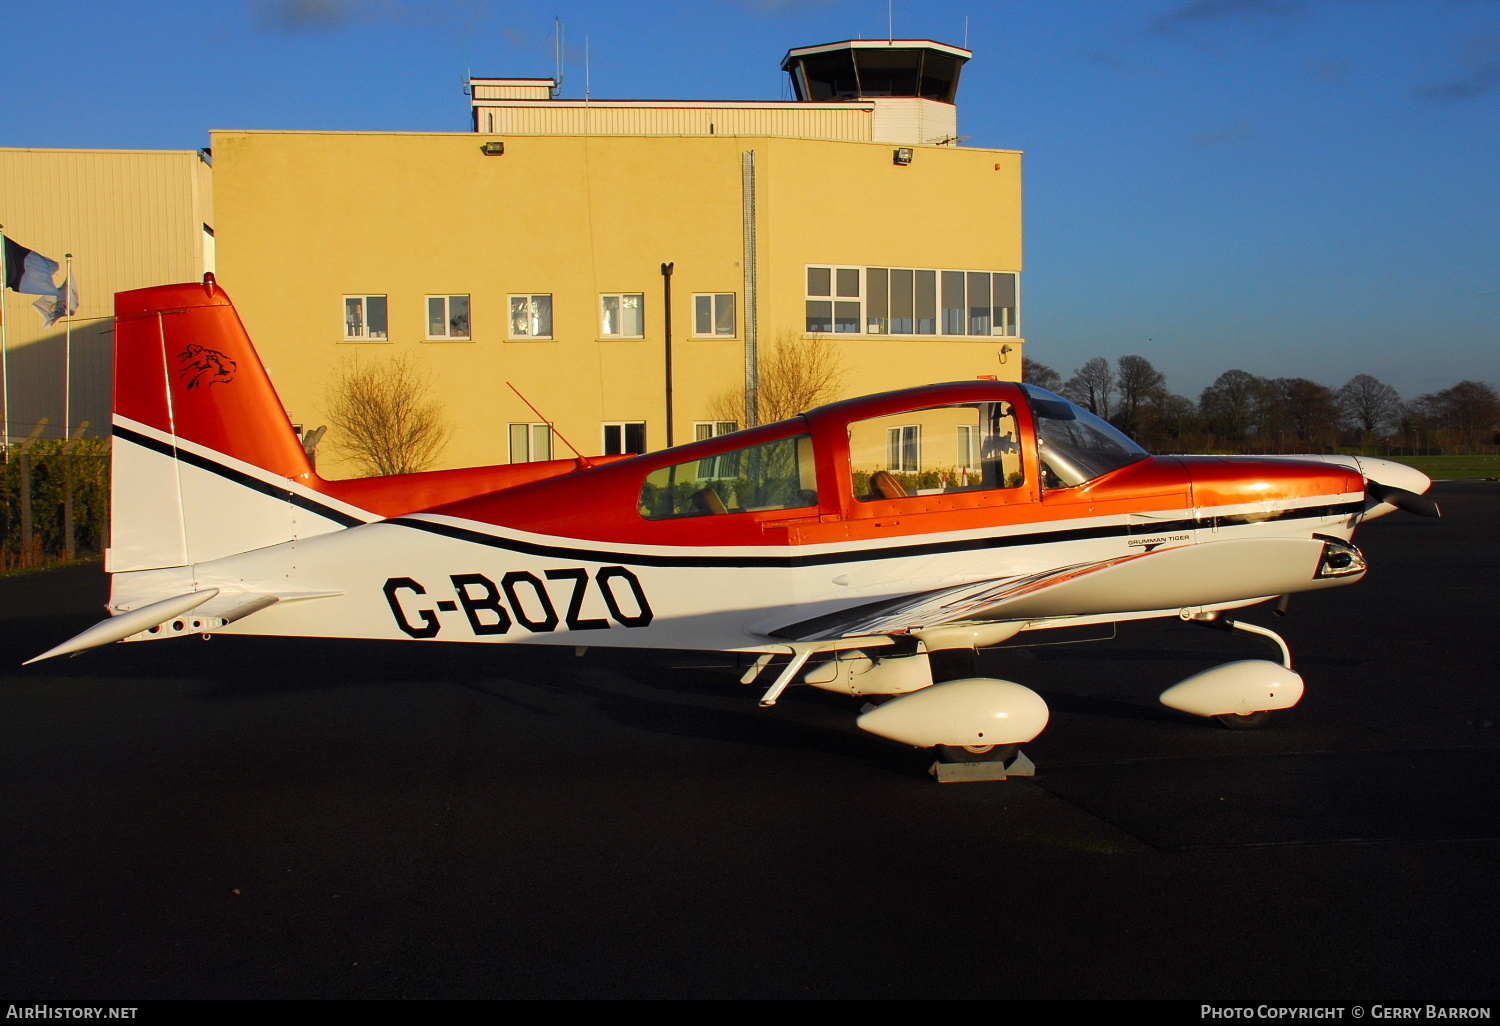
[28,277,1440,773]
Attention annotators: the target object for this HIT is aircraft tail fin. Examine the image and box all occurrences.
[109,276,367,573]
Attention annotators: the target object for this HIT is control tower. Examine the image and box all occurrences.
[782,39,971,145]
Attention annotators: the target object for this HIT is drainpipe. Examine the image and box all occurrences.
[661,261,674,448]
[741,151,759,427]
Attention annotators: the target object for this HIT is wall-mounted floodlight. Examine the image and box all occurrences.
[893,147,913,166]
[482,141,506,156]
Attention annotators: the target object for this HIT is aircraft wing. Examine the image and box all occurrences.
[767,535,1359,642]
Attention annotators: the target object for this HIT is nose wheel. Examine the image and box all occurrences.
[933,743,1020,764]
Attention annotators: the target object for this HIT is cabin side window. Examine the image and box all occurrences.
[640,434,818,519]
[849,402,1024,501]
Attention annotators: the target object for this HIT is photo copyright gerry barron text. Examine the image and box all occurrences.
[1202,1010,1492,1020]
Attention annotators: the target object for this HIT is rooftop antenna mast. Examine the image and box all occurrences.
[585,36,591,101]
[553,17,565,97]
[888,0,893,42]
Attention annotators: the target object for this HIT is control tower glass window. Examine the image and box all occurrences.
[918,52,962,101]
[801,50,860,100]
[854,50,920,97]
[784,42,968,104]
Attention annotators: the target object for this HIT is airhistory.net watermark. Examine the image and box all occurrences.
[6,1009,138,1019]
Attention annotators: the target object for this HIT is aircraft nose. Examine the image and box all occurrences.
[1356,456,1440,519]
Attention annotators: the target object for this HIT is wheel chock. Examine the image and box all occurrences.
[928,750,1035,783]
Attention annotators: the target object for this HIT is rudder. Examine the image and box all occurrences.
[109,276,360,572]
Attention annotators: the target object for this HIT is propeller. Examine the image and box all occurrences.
[1365,479,1441,518]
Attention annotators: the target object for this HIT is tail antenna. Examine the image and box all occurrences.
[506,381,594,467]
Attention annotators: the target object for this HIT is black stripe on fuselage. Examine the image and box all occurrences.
[112,425,367,528]
[387,503,1361,570]
[114,423,1360,568]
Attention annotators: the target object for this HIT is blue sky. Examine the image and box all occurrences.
[4,0,1497,401]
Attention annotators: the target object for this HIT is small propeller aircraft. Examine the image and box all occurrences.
[29,276,1440,776]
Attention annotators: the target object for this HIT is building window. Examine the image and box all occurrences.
[694,420,739,477]
[957,423,977,475]
[693,294,737,337]
[887,425,921,472]
[509,294,553,339]
[695,421,738,441]
[426,295,471,340]
[344,295,388,340]
[806,267,1019,337]
[603,422,647,456]
[805,266,862,333]
[509,422,554,463]
[601,293,644,338]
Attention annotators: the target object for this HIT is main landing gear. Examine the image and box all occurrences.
[743,636,1049,782]
[1158,613,1304,729]
[743,612,1302,780]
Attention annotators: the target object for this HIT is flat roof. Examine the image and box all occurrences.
[469,99,877,111]
[0,146,206,156]
[782,38,973,68]
[206,128,1021,154]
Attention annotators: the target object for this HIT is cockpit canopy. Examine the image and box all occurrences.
[633,382,1153,521]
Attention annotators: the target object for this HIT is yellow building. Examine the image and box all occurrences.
[214,40,1024,477]
[0,147,214,443]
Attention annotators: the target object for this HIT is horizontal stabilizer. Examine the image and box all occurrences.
[24,589,220,665]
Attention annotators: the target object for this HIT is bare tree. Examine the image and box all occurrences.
[1114,354,1167,437]
[1062,357,1114,418]
[1021,357,1063,392]
[1278,377,1342,450]
[1199,369,1261,445]
[1251,376,1290,450]
[1414,380,1500,448]
[1148,393,1205,453]
[708,330,845,426]
[325,353,450,477]
[1337,374,1402,445]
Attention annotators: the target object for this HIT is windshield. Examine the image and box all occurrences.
[1021,384,1149,488]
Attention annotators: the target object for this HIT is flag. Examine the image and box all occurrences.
[3,236,62,297]
[33,274,79,327]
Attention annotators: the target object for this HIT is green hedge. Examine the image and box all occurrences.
[0,438,109,569]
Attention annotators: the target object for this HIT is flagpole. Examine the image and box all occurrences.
[1,224,10,452]
[64,253,72,438]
